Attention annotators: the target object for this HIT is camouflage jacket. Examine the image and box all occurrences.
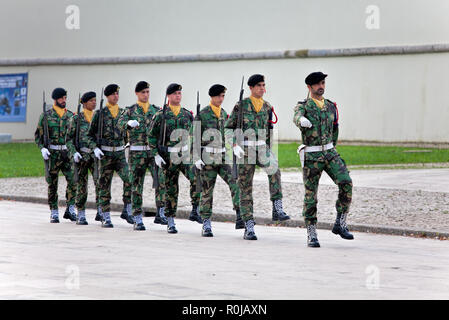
[88,106,127,148]
[35,107,74,150]
[117,103,160,146]
[148,106,193,157]
[225,97,273,147]
[293,98,339,161]
[197,105,229,148]
[66,110,95,159]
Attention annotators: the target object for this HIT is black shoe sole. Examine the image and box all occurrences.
[134,226,146,231]
[202,232,213,237]
[50,219,60,223]
[308,243,321,248]
[332,227,354,240]
[76,221,88,225]
[102,224,114,228]
[167,229,178,234]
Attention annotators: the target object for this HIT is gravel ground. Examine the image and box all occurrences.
[1,170,448,232]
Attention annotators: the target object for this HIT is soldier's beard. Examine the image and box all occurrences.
[56,101,66,108]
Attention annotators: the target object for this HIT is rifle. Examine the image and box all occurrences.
[73,93,81,183]
[152,94,167,189]
[42,91,50,180]
[194,91,202,193]
[94,88,104,180]
[231,76,244,180]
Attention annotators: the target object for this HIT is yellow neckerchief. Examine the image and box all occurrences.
[169,104,181,117]
[137,100,149,114]
[209,101,221,118]
[312,97,325,109]
[83,108,93,123]
[53,104,66,118]
[106,102,119,118]
[249,95,264,113]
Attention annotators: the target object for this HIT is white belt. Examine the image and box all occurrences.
[243,140,266,147]
[167,145,189,153]
[80,147,91,153]
[49,144,67,151]
[204,146,226,153]
[297,142,334,168]
[130,145,151,151]
[101,145,126,152]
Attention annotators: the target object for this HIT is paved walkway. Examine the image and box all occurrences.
[0,200,448,299]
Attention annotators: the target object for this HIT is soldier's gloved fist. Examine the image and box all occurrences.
[94,147,104,160]
[300,116,312,128]
[74,152,83,163]
[233,145,244,159]
[195,159,205,170]
[41,148,51,160]
[127,120,139,128]
[155,154,166,168]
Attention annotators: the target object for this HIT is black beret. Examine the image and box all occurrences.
[166,83,182,95]
[305,72,327,86]
[81,91,96,103]
[104,84,119,96]
[135,81,149,92]
[52,87,67,100]
[208,84,227,97]
[247,74,265,87]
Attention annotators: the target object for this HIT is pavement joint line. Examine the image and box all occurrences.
[1,193,448,240]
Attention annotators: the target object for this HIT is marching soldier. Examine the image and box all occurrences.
[194,84,243,237]
[148,83,202,234]
[118,81,168,231]
[66,91,102,225]
[34,87,77,223]
[87,84,133,228]
[293,72,354,247]
[225,74,290,240]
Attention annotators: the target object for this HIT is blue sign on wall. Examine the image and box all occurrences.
[0,73,28,122]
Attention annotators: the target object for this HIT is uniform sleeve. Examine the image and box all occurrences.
[293,102,306,129]
[117,107,130,132]
[224,102,239,130]
[148,112,161,157]
[34,113,44,149]
[66,115,77,157]
[332,104,339,146]
[87,110,99,150]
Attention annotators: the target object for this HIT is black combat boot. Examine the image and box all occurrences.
[201,219,213,237]
[167,217,178,234]
[101,212,114,228]
[154,206,168,225]
[243,219,257,240]
[332,213,354,240]
[189,204,203,224]
[63,205,77,221]
[272,199,290,222]
[133,214,146,231]
[95,206,103,221]
[235,209,245,229]
[307,224,320,248]
[50,209,59,223]
[76,210,88,225]
[120,203,135,224]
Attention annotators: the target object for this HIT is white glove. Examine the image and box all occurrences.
[233,145,245,159]
[74,152,83,163]
[41,148,50,160]
[300,116,312,128]
[195,159,205,170]
[127,120,139,128]
[94,147,104,160]
[155,154,166,168]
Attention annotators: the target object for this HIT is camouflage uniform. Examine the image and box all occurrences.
[118,103,165,215]
[225,97,283,222]
[148,107,199,217]
[196,105,240,219]
[87,107,131,213]
[293,98,352,226]
[34,107,76,210]
[66,110,100,211]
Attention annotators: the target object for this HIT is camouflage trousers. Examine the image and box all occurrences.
[302,155,352,226]
[45,150,76,210]
[162,160,200,217]
[129,151,165,216]
[199,163,240,219]
[75,154,100,211]
[98,150,131,212]
[238,148,282,221]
